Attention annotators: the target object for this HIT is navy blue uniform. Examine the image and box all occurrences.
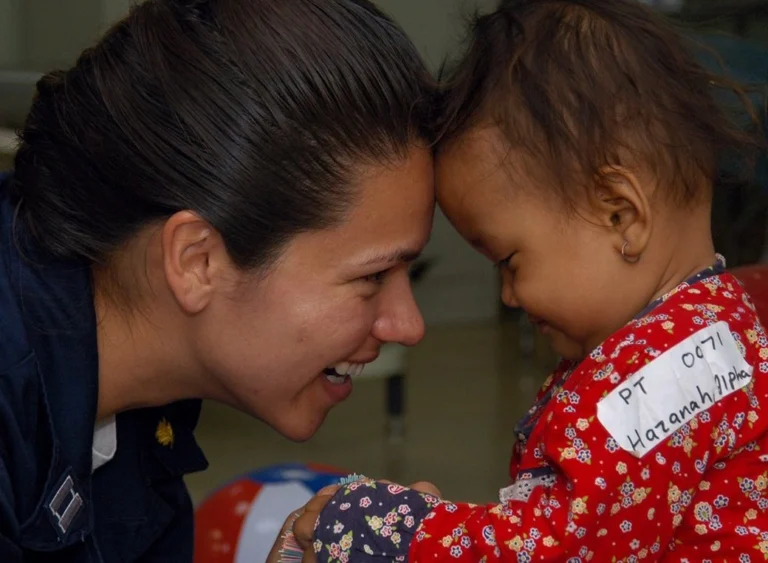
[0,173,208,561]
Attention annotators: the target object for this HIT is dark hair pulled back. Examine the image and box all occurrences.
[11,0,434,267]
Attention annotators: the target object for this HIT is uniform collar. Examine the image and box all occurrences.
[1,172,208,555]
[2,174,99,547]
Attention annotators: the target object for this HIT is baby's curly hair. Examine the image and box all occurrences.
[437,0,765,207]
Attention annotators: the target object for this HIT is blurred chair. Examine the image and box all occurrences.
[356,343,408,443]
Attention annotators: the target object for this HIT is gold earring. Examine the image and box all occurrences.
[621,241,640,264]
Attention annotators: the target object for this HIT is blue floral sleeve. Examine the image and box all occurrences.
[313,479,441,562]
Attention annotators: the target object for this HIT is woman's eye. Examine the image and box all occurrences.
[362,270,388,284]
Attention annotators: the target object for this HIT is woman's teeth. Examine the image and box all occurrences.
[324,362,365,384]
[325,373,348,385]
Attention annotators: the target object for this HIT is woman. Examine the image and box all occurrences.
[0,0,435,560]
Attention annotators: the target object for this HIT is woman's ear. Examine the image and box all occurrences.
[161,210,225,314]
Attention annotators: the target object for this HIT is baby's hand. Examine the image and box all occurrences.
[293,480,441,562]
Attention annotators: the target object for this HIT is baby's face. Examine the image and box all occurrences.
[436,127,661,360]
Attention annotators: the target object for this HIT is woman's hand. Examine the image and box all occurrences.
[265,509,300,563]
[265,485,340,563]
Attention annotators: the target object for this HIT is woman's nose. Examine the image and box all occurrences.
[372,274,426,346]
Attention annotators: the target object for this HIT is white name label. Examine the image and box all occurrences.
[596,321,753,457]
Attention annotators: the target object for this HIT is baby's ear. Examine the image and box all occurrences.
[589,165,652,259]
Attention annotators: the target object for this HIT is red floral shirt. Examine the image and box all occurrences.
[314,270,768,562]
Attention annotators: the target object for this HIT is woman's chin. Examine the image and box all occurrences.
[233,377,345,441]
[274,413,328,442]
[266,399,334,442]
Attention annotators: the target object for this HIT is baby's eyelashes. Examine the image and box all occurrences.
[496,253,516,269]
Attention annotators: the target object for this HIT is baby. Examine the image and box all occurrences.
[290,0,768,560]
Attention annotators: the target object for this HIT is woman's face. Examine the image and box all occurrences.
[195,146,434,440]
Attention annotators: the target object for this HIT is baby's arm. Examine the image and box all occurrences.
[313,399,731,562]
[313,315,762,562]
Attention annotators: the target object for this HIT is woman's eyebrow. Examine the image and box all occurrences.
[358,247,423,267]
